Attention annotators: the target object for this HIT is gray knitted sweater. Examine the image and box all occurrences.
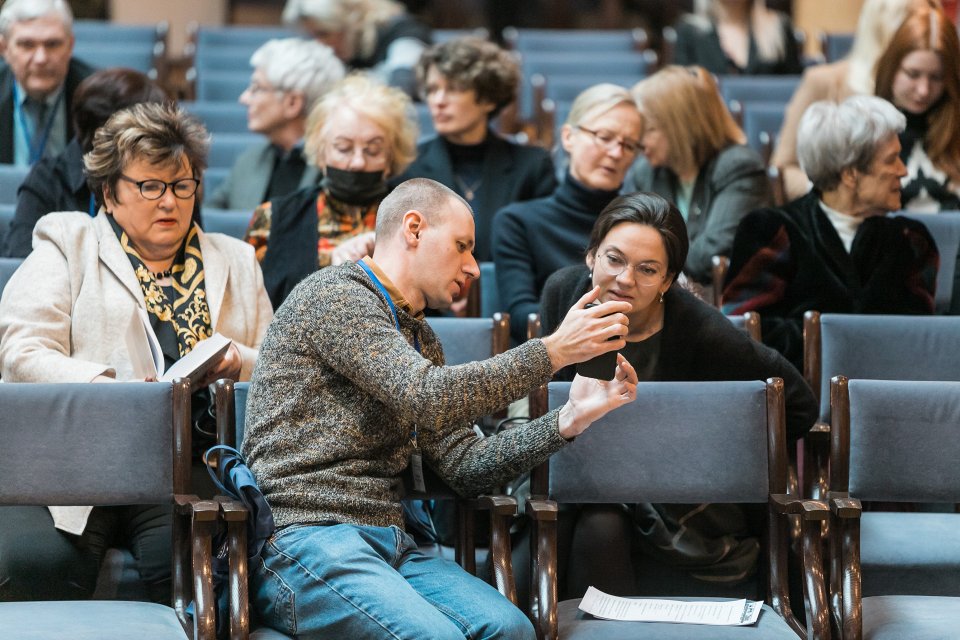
[242,261,567,530]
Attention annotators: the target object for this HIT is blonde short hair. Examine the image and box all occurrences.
[565,83,638,130]
[632,65,745,177]
[304,73,417,176]
[84,103,210,208]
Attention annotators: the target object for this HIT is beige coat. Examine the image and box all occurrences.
[0,210,274,533]
[770,60,858,201]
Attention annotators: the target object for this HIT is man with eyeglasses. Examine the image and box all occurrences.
[204,38,344,212]
[0,0,92,166]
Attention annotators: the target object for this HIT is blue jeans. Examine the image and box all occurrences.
[251,522,535,639]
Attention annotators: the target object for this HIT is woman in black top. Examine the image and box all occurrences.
[540,192,816,598]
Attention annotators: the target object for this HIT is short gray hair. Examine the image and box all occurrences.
[250,38,345,114]
[797,95,906,192]
[375,178,469,241]
[0,0,72,36]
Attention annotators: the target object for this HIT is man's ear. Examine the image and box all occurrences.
[283,91,305,120]
[401,209,426,244]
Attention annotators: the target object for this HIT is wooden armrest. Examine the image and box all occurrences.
[477,494,518,516]
[830,497,862,518]
[215,495,248,522]
[218,499,250,640]
[769,494,829,520]
[174,495,218,522]
[525,498,558,521]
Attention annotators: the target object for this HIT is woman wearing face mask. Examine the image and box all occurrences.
[244,73,417,308]
[492,83,642,343]
[875,3,960,212]
[538,192,816,598]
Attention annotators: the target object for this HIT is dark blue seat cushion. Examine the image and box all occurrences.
[862,595,960,640]
[861,513,960,597]
[0,601,187,639]
[558,597,799,639]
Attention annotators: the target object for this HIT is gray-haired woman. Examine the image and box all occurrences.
[722,95,938,370]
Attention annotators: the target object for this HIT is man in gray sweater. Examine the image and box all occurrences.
[242,177,638,639]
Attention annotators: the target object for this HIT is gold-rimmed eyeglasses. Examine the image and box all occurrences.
[577,126,642,155]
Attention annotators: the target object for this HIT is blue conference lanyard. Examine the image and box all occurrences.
[357,259,423,453]
[88,193,97,217]
[13,83,63,164]
[357,260,421,354]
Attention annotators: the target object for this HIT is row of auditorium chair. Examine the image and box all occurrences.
[2,307,957,638]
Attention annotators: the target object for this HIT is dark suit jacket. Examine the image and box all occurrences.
[0,57,94,164]
[627,144,770,283]
[721,191,938,370]
[204,141,320,212]
[396,132,556,262]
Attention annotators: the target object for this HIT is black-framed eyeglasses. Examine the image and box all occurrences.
[577,126,642,155]
[119,175,200,200]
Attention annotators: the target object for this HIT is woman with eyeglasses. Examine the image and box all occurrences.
[626,65,771,288]
[492,83,642,343]
[0,102,273,601]
[537,191,816,600]
[244,73,417,308]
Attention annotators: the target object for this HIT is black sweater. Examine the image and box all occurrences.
[541,265,817,442]
[492,174,619,342]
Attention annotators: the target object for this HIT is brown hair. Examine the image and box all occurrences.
[875,4,960,181]
[632,66,745,178]
[72,68,168,152]
[415,37,519,118]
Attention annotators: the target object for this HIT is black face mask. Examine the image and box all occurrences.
[322,166,388,205]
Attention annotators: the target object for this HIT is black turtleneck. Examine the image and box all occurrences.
[443,135,490,198]
[898,108,927,165]
[491,172,620,342]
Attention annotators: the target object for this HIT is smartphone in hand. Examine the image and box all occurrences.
[575,303,619,380]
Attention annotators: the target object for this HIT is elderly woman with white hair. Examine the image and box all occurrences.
[205,37,345,211]
[722,95,938,370]
[282,0,430,97]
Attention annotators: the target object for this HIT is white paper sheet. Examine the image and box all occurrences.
[578,587,762,626]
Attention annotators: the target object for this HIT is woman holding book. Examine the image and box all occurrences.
[0,102,273,602]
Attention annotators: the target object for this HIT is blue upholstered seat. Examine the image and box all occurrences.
[830,378,960,638]
[526,380,829,640]
[0,164,29,205]
[0,381,216,639]
[202,209,251,240]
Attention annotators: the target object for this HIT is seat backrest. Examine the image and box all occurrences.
[832,378,960,502]
[0,165,29,205]
[74,42,160,76]
[196,71,253,102]
[719,75,801,105]
[816,313,960,422]
[726,311,762,342]
[507,28,647,54]
[897,211,960,314]
[73,19,164,45]
[478,262,501,318]
[738,100,786,157]
[202,209,251,239]
[546,379,782,504]
[426,314,509,366]
[183,101,250,135]
[820,32,854,63]
[0,257,24,298]
[207,133,262,169]
[0,381,191,505]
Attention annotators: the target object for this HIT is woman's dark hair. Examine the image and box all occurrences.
[72,68,169,152]
[587,192,689,277]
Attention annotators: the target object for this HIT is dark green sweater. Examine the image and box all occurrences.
[243,261,567,529]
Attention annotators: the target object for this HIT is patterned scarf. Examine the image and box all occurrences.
[110,215,212,365]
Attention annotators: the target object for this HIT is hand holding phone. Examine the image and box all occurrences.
[575,302,619,380]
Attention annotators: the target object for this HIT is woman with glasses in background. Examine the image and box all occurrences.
[626,65,770,290]
[0,102,273,602]
[244,73,417,308]
[538,191,816,600]
[492,83,642,343]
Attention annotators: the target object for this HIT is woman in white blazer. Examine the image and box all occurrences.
[0,103,273,602]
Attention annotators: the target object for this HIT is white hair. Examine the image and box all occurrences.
[250,38,345,113]
[0,0,73,36]
[797,95,906,192]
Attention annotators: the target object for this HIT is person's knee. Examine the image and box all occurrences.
[479,602,536,640]
[576,505,632,541]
